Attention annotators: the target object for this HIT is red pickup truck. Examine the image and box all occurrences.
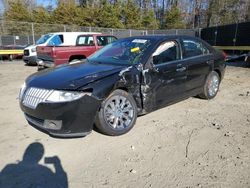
[36,33,117,69]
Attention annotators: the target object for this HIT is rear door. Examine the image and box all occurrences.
[180,37,213,94]
[142,40,188,111]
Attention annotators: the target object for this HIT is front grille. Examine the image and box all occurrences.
[24,49,29,56]
[23,87,53,109]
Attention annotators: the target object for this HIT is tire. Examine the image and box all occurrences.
[199,71,220,100]
[95,89,138,136]
[247,61,250,68]
[246,56,250,67]
[37,66,45,71]
[8,54,13,61]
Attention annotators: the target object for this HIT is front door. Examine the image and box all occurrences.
[141,40,188,112]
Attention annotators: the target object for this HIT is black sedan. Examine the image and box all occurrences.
[19,35,226,137]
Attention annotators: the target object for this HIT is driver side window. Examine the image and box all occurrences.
[152,41,180,65]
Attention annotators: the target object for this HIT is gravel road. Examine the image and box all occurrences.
[0,61,249,188]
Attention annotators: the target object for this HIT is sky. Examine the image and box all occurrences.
[0,0,4,15]
[0,0,56,16]
[36,0,56,7]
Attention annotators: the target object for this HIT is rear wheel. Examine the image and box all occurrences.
[8,54,13,61]
[246,55,250,67]
[95,89,137,136]
[199,71,220,99]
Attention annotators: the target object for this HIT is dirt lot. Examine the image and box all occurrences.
[0,61,249,188]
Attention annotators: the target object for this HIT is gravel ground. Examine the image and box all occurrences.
[0,61,249,188]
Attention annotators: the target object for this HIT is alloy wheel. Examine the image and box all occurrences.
[104,95,134,130]
[208,74,219,97]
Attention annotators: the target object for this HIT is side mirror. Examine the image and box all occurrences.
[147,56,159,73]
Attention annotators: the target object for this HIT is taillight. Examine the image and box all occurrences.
[51,47,56,58]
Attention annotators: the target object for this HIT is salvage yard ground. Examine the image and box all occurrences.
[0,61,249,187]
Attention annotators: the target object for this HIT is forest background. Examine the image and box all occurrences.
[1,0,250,31]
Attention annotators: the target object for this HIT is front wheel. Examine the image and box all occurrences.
[95,89,138,136]
[199,71,220,99]
[246,55,250,67]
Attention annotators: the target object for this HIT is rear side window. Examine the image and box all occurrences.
[76,36,94,46]
[36,34,53,45]
[48,35,63,46]
[152,41,180,65]
[97,36,117,46]
[182,39,210,58]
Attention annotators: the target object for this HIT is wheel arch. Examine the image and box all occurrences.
[83,73,143,114]
[115,87,129,92]
[214,69,221,79]
[69,55,86,62]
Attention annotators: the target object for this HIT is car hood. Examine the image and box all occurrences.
[24,44,37,50]
[25,43,46,50]
[26,62,126,90]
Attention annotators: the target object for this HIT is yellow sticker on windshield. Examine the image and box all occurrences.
[131,47,140,53]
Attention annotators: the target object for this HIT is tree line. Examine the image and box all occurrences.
[3,0,250,30]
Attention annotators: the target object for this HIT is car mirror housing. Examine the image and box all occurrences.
[146,56,159,73]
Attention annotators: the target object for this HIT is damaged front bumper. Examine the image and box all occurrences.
[20,94,101,138]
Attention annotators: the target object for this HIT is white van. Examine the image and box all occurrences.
[23,32,101,65]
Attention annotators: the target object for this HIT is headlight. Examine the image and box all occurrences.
[19,82,26,100]
[31,48,36,52]
[45,90,91,102]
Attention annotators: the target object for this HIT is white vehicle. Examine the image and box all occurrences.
[23,32,101,65]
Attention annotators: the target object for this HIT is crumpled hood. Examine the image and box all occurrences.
[26,62,126,90]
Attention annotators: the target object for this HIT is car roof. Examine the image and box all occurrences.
[124,35,199,42]
[47,32,102,35]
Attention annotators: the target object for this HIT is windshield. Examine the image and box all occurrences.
[36,34,53,45]
[88,38,154,65]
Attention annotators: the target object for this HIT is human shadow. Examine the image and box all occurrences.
[0,142,68,188]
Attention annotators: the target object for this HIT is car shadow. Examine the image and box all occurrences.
[226,61,249,68]
[0,142,68,188]
[27,121,88,139]
[24,63,37,67]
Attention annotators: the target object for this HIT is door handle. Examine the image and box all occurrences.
[176,67,186,72]
[207,60,214,65]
